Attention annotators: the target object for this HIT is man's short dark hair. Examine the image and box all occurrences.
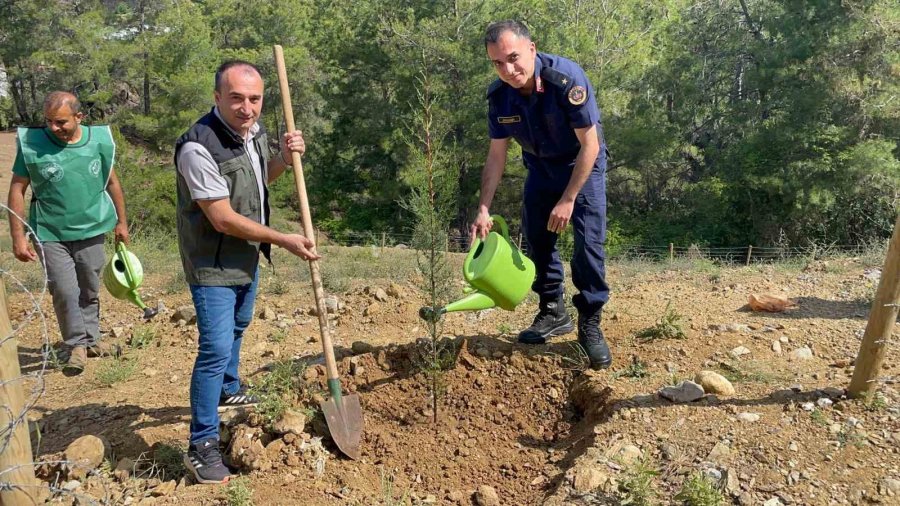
[214,60,262,92]
[484,20,531,47]
[43,91,81,114]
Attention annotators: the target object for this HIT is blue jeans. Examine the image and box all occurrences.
[188,270,259,444]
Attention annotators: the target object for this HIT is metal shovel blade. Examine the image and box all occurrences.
[320,392,363,460]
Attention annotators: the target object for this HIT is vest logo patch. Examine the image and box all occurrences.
[568,86,587,106]
[497,115,521,124]
[40,163,64,183]
[89,159,101,177]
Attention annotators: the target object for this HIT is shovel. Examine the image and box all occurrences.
[273,45,363,460]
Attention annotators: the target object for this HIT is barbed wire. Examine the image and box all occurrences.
[0,204,107,505]
[315,229,885,264]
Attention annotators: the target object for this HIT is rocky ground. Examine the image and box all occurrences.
[3,241,899,505]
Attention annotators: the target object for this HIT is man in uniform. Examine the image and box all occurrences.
[470,21,612,370]
[175,60,317,484]
[8,91,128,375]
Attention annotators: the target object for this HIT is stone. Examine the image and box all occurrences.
[571,465,609,492]
[473,485,500,506]
[707,441,731,463]
[151,480,176,497]
[62,480,81,491]
[730,346,751,358]
[800,402,815,411]
[879,478,900,495]
[113,457,135,481]
[695,371,736,396]
[617,444,642,464]
[143,368,158,378]
[791,346,814,360]
[736,412,761,423]
[817,398,833,409]
[364,302,381,317]
[111,327,127,339]
[171,306,196,324]
[351,341,375,355]
[772,340,783,354]
[763,498,783,506]
[386,282,402,298]
[324,296,340,313]
[64,435,107,479]
[659,381,705,403]
[259,306,276,320]
[272,409,307,435]
[373,288,389,302]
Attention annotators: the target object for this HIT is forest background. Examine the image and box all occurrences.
[0,0,897,251]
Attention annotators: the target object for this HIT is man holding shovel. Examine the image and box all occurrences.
[7,91,129,376]
[471,21,613,370]
[175,60,318,484]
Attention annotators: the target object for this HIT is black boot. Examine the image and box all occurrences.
[578,308,612,369]
[517,294,574,344]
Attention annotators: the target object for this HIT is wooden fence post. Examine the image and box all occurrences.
[669,243,674,263]
[0,277,44,505]
[746,245,753,266]
[849,215,900,398]
[381,232,386,254]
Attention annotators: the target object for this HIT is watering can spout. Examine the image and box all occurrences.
[443,290,497,314]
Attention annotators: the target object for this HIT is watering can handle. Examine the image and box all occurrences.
[464,215,511,283]
[115,241,138,289]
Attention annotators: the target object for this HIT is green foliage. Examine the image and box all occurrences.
[129,326,156,349]
[618,459,658,505]
[1,0,896,246]
[95,356,138,387]
[635,302,687,341]
[247,360,306,426]
[613,356,650,380]
[225,476,254,506]
[674,473,724,506]
[810,408,829,427]
[149,442,186,481]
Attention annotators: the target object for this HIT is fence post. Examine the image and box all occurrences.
[849,215,900,398]
[517,233,523,250]
[669,243,674,263]
[0,276,44,505]
[381,232,386,254]
[746,245,753,266]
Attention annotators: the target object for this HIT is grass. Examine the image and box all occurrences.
[635,301,686,342]
[148,442,186,481]
[613,356,650,380]
[810,408,829,426]
[264,275,290,295]
[617,459,658,505]
[247,360,307,426]
[95,356,138,386]
[380,467,411,506]
[716,360,788,384]
[865,392,888,412]
[674,473,725,505]
[268,329,287,343]
[496,322,513,336]
[225,476,254,506]
[837,427,866,449]
[129,325,156,349]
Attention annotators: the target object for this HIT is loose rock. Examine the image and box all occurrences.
[695,371,735,396]
[730,346,751,358]
[171,306,196,324]
[736,412,761,423]
[272,409,307,435]
[791,346,814,360]
[259,306,276,320]
[474,485,500,506]
[64,435,107,480]
[659,381,705,403]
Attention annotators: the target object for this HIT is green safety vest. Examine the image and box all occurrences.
[15,125,118,242]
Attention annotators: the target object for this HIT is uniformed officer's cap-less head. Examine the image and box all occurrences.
[485,20,537,94]
[214,60,264,138]
[43,91,84,144]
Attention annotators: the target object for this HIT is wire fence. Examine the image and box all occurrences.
[315,229,885,264]
[0,206,110,505]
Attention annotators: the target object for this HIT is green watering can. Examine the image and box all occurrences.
[419,215,535,322]
[103,242,158,320]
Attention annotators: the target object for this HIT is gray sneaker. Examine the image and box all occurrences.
[183,438,232,484]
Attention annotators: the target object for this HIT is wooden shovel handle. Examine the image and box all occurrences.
[273,45,340,383]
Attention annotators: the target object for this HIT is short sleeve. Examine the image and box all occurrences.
[487,99,509,140]
[562,67,600,130]
[11,145,29,178]
[176,142,230,200]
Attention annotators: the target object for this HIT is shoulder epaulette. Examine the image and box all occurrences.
[486,79,504,99]
[541,66,574,89]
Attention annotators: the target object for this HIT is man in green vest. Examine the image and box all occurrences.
[7,91,129,376]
